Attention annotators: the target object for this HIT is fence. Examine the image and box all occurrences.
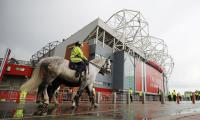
[0,86,163,104]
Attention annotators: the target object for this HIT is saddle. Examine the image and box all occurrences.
[69,62,87,82]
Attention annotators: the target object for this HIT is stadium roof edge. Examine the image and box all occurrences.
[54,17,145,59]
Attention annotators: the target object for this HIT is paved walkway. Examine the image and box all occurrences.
[1,101,200,119]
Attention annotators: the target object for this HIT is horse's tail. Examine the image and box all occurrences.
[20,63,43,92]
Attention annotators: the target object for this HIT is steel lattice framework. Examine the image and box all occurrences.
[106,9,174,78]
[30,41,61,66]
[106,9,150,53]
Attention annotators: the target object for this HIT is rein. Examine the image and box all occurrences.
[88,59,111,75]
[89,61,107,70]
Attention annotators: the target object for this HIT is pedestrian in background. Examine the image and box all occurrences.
[172,90,176,101]
[157,88,161,101]
[129,88,133,102]
[198,92,200,101]
[195,91,198,101]
[139,91,142,101]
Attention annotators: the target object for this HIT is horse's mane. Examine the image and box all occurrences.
[39,56,64,64]
[90,58,105,65]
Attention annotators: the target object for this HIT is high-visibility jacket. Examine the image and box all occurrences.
[139,91,142,96]
[158,90,161,95]
[170,92,173,97]
[172,91,176,96]
[70,46,87,63]
[129,89,133,95]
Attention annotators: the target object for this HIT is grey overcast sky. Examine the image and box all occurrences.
[1,0,200,93]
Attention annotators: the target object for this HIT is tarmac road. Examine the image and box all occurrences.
[1,101,200,120]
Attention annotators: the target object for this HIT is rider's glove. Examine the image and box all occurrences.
[84,60,89,65]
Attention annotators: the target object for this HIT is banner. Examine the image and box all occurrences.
[146,64,163,93]
[135,58,142,91]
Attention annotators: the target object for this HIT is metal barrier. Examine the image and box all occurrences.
[0,85,164,104]
[0,85,37,102]
[44,91,164,104]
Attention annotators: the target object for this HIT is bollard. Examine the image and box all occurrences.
[176,94,180,104]
[126,93,130,104]
[192,92,195,104]
[96,92,101,104]
[112,92,116,104]
[142,93,145,104]
[161,91,165,104]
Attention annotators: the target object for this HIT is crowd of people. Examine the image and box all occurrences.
[168,90,200,101]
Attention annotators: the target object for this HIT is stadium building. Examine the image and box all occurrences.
[0,9,174,101]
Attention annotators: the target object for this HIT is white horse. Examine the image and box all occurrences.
[20,56,111,108]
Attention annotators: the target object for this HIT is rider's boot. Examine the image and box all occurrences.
[75,71,79,77]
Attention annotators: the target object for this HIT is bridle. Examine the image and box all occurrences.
[89,58,111,74]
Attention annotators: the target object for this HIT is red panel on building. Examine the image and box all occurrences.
[147,60,163,73]
[5,64,33,77]
[95,87,112,93]
[146,64,163,94]
[135,58,142,91]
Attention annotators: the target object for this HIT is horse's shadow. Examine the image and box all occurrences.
[33,104,59,116]
[34,97,98,116]
[33,104,98,116]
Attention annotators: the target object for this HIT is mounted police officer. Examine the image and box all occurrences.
[70,41,88,78]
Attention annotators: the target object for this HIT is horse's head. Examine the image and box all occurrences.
[104,58,112,73]
[99,57,112,74]
[90,55,112,75]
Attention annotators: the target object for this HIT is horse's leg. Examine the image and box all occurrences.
[49,77,63,106]
[43,84,50,105]
[33,82,49,116]
[53,87,60,106]
[46,84,57,106]
[36,81,48,109]
[35,83,51,115]
[42,70,58,106]
[39,83,51,107]
[72,80,88,108]
[47,85,53,103]
[36,83,44,104]
[86,85,98,108]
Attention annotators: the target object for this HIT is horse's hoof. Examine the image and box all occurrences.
[94,103,98,108]
[33,111,38,116]
[90,103,98,109]
[33,110,42,116]
[35,107,48,116]
[71,106,76,110]
[71,105,79,111]
[37,104,43,109]
[40,103,48,109]
[42,112,47,116]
